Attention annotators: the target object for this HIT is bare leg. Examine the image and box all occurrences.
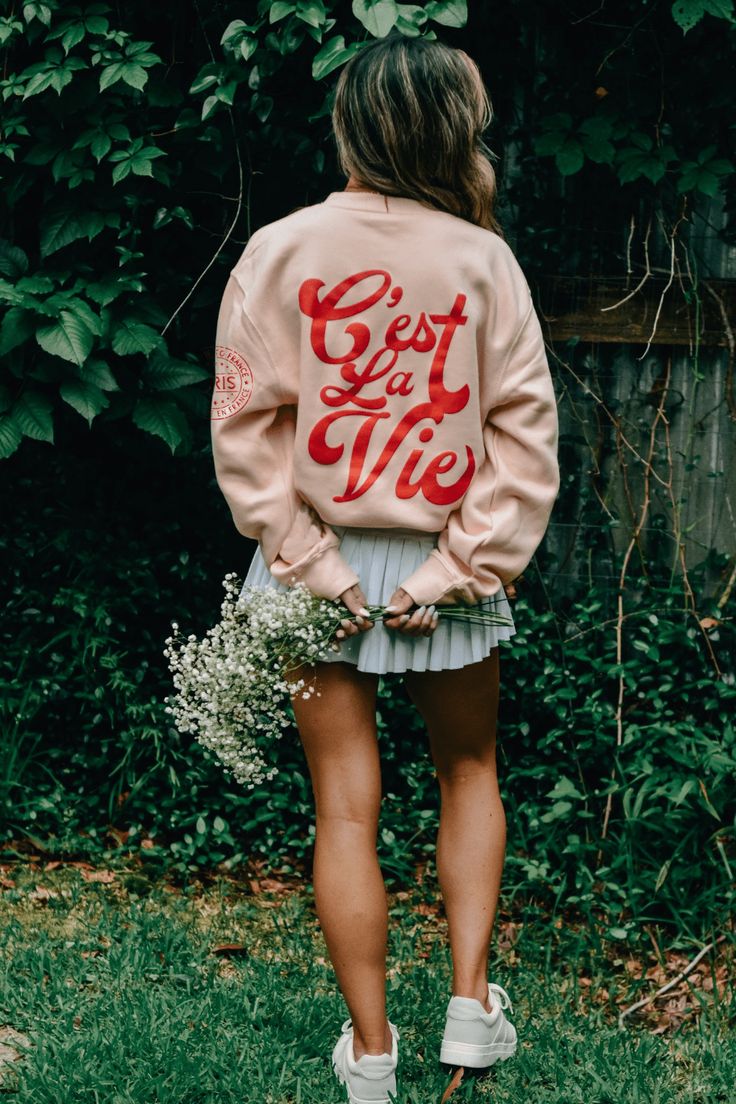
[404,649,505,1011]
[288,660,394,1059]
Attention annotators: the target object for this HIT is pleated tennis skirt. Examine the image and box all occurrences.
[240,525,516,674]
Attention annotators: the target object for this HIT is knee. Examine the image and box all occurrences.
[314,795,381,829]
[432,752,498,787]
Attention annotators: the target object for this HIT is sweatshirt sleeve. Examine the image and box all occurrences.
[397,289,560,608]
[210,267,360,602]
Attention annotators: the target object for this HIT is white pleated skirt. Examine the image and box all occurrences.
[240,525,517,674]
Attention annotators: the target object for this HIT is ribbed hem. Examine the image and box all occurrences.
[398,550,475,607]
[287,544,359,601]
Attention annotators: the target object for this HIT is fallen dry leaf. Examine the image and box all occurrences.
[440,1065,466,1102]
[79,869,116,884]
[413,902,441,917]
[258,878,291,893]
[211,943,248,956]
[27,887,58,902]
[496,920,521,950]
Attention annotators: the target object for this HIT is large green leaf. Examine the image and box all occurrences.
[15,274,55,296]
[671,0,734,33]
[395,3,427,34]
[352,0,399,37]
[12,389,54,442]
[312,35,362,79]
[112,319,164,356]
[59,379,109,423]
[86,275,128,307]
[142,356,210,390]
[0,307,35,355]
[77,358,119,391]
[36,296,103,340]
[0,240,29,279]
[269,1,296,21]
[0,280,25,306]
[99,61,150,92]
[40,203,106,257]
[132,396,187,451]
[534,130,567,157]
[0,412,23,459]
[580,132,615,164]
[36,309,95,365]
[424,0,467,27]
[556,140,585,175]
[296,1,327,28]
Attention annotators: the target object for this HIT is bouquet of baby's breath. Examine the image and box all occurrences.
[163,573,513,789]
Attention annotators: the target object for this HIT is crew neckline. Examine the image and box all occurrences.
[323,190,433,214]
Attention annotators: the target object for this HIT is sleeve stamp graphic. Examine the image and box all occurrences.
[211,346,254,420]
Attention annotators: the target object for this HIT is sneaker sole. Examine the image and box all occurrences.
[439,1038,517,1068]
[333,1067,397,1104]
[336,1084,396,1104]
[345,1094,396,1104]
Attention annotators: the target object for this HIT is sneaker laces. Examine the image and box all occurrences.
[488,982,514,1016]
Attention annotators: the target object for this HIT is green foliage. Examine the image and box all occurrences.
[1,441,734,934]
[1,1,734,461]
[1,1,734,943]
[498,582,735,930]
[672,0,735,33]
[0,0,465,460]
[533,113,733,190]
[0,5,205,459]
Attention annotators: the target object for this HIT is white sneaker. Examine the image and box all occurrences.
[331,1017,400,1104]
[439,982,517,1069]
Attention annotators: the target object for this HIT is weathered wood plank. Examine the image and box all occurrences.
[533,276,734,347]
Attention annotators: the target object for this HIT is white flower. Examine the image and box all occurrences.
[163,577,344,787]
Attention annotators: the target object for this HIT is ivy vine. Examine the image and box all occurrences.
[0,0,733,456]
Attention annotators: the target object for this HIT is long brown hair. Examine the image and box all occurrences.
[331,33,504,237]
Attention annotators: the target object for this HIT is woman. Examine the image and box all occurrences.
[210,32,559,1104]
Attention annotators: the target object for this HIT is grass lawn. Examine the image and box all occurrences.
[0,858,732,1102]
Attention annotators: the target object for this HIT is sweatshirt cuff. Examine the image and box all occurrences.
[270,543,360,601]
[297,545,360,601]
[398,550,479,607]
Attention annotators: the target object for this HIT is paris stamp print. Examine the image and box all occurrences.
[211,345,254,420]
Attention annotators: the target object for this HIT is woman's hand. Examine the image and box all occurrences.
[334,583,374,641]
[382,586,440,637]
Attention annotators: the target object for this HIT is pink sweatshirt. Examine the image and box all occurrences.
[211,190,560,607]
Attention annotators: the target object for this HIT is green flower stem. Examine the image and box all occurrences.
[338,604,514,628]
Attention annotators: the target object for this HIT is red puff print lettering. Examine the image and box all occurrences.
[298,269,476,505]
